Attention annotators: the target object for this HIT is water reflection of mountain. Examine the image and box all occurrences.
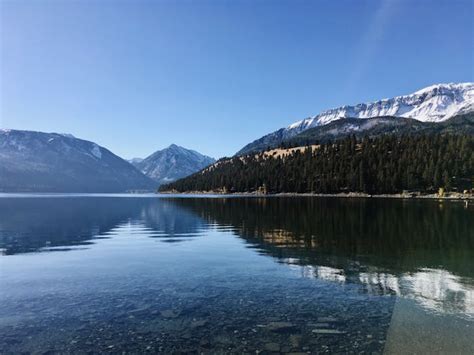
[168,197,474,317]
[0,197,207,255]
[138,201,208,242]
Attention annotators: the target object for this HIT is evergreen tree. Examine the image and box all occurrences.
[160,133,474,195]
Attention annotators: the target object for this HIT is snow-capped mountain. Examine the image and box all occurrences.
[132,144,215,185]
[0,129,155,192]
[286,113,474,146]
[237,82,473,155]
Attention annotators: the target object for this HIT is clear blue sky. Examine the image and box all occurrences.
[1,0,473,159]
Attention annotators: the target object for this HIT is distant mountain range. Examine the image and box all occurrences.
[237,82,473,155]
[131,144,215,186]
[0,130,155,192]
[0,129,215,192]
[1,82,472,193]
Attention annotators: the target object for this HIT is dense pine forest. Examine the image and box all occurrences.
[160,134,474,194]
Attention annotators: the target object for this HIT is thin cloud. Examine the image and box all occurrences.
[345,0,399,95]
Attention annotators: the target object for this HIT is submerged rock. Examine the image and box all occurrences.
[266,321,298,333]
[160,310,179,319]
[312,329,345,335]
[264,342,281,352]
[289,334,302,348]
[317,316,338,323]
[190,319,208,328]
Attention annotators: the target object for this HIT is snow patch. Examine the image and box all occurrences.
[91,144,102,159]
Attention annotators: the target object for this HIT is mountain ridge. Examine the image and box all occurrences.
[0,129,155,192]
[237,82,474,155]
[286,112,474,147]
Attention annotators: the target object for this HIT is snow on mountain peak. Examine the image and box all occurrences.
[285,82,473,134]
[411,82,472,96]
[235,82,473,156]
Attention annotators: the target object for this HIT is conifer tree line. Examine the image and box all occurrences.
[160,134,474,194]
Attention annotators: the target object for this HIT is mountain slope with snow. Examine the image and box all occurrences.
[0,130,156,192]
[237,82,474,155]
[287,113,474,146]
[133,144,215,185]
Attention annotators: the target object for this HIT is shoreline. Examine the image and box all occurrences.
[159,190,474,200]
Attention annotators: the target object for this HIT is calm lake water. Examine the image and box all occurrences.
[0,195,473,354]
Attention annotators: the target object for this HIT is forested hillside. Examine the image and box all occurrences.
[160,134,474,194]
[237,112,474,155]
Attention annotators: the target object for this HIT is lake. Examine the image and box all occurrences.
[0,195,473,353]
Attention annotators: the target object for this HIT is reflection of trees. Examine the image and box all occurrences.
[169,197,474,277]
[1,196,472,316]
[168,197,474,316]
